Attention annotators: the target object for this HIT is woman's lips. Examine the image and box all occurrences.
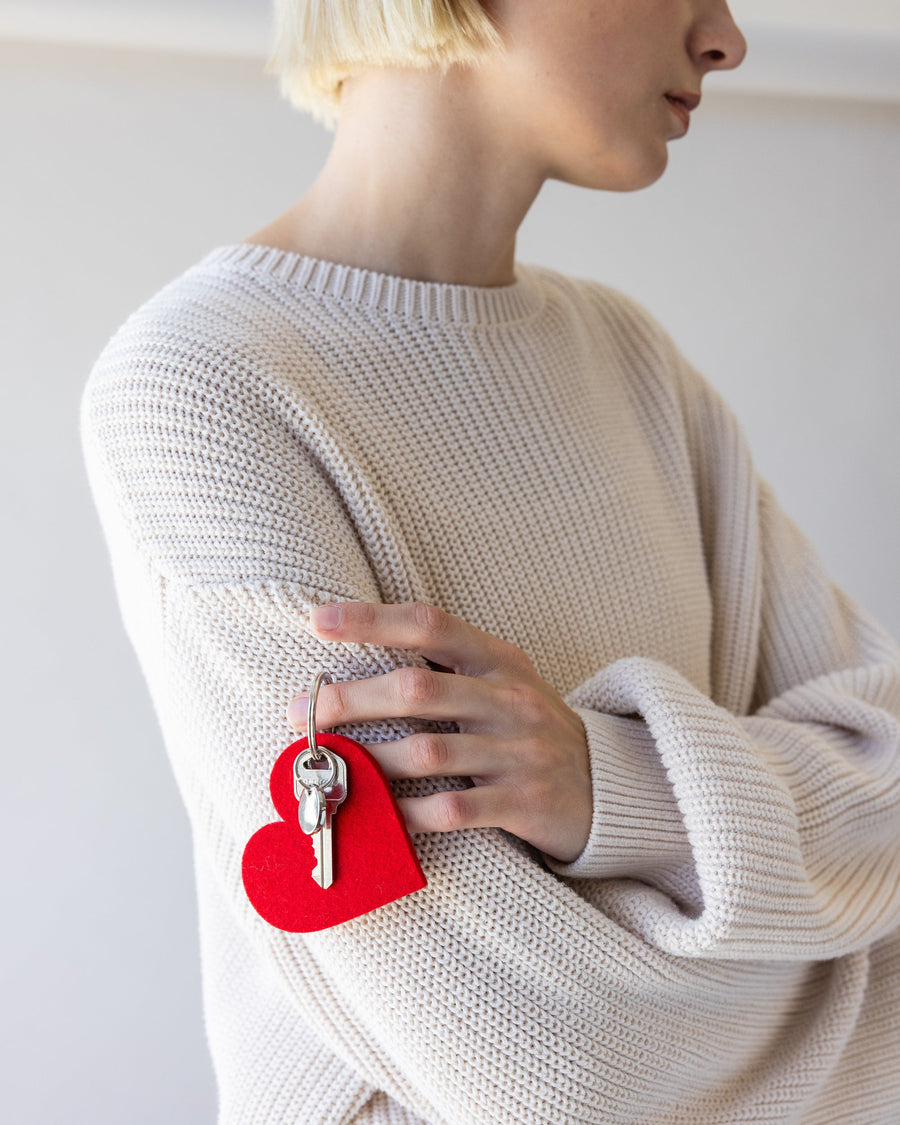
[665,95,691,134]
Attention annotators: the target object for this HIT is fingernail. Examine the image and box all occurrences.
[287,693,309,725]
[311,604,343,630]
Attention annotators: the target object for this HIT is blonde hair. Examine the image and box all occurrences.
[264,0,504,132]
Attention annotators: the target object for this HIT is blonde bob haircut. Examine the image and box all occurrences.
[264,0,504,132]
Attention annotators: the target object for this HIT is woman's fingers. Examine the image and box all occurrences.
[288,665,523,732]
[398,784,517,837]
[396,781,589,862]
[362,731,514,781]
[307,600,532,679]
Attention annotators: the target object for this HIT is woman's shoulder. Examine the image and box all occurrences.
[80,243,338,435]
[535,263,751,465]
[78,246,315,516]
[528,261,661,330]
[534,263,711,397]
[78,244,375,587]
[86,244,298,365]
[529,262,707,396]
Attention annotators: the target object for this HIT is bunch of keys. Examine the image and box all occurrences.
[242,667,427,931]
[294,671,346,889]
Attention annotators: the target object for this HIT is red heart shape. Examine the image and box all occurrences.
[242,732,427,932]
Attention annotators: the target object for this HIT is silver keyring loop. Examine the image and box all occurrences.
[306,669,334,760]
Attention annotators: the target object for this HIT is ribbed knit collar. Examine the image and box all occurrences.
[199,243,546,328]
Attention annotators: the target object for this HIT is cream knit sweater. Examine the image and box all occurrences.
[80,243,900,1124]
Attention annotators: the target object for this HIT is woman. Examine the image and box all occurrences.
[80,1,900,1122]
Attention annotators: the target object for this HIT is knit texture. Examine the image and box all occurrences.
[80,242,900,1124]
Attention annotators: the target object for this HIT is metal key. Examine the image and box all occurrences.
[294,748,347,889]
[312,757,347,889]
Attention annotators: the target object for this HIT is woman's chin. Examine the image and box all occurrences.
[562,146,670,193]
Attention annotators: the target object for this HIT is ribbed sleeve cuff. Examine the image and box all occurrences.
[542,708,694,881]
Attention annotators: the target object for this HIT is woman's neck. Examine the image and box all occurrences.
[244,66,544,289]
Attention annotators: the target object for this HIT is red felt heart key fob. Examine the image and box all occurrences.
[242,729,427,932]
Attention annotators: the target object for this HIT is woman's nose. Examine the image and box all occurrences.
[690,2,749,73]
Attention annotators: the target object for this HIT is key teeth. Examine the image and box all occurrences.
[311,833,322,887]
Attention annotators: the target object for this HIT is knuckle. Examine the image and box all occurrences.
[397,665,437,706]
[435,790,470,832]
[410,732,449,775]
[328,679,351,717]
[413,601,449,639]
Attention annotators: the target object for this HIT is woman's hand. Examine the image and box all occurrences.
[286,601,592,863]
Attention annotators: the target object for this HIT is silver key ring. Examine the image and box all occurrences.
[306,669,334,760]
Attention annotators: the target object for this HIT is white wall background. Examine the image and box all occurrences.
[2,6,898,1123]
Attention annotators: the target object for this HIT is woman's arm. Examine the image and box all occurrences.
[542,309,900,958]
[290,507,900,963]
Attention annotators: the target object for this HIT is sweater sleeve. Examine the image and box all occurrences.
[543,312,900,961]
